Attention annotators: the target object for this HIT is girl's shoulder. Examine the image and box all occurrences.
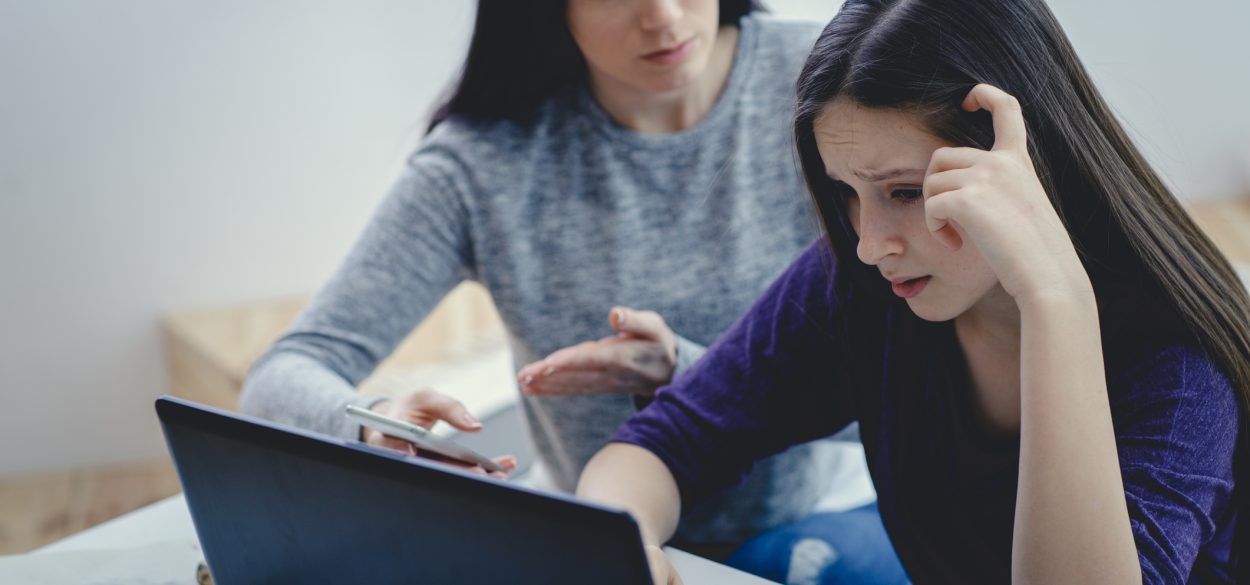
[1100,294,1240,439]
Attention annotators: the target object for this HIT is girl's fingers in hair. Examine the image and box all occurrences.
[961,84,1028,153]
[925,146,982,176]
[922,188,966,251]
[922,168,973,200]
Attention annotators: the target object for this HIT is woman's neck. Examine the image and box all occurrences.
[589,25,739,135]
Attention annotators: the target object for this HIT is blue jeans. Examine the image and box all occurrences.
[726,503,910,585]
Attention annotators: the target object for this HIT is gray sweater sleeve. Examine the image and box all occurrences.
[673,334,708,374]
[239,148,475,439]
[630,334,705,411]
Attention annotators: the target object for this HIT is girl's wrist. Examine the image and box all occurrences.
[1014,277,1097,320]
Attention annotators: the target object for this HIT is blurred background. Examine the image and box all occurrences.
[2,0,1248,554]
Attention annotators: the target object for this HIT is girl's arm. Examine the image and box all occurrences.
[1016,295,1239,583]
[923,84,1140,582]
[577,443,681,548]
[1013,292,1140,583]
[574,240,858,581]
[578,444,685,585]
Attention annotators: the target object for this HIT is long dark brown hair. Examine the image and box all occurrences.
[427,0,765,132]
[793,0,1249,577]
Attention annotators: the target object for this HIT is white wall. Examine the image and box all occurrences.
[0,1,475,476]
[1048,0,1250,199]
[1,0,1247,477]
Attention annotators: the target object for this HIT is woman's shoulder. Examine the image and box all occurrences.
[419,113,535,160]
[412,95,579,172]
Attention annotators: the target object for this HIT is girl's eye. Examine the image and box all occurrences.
[891,188,923,202]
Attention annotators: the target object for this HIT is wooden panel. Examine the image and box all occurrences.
[0,459,179,555]
[162,281,506,411]
[79,459,181,528]
[0,469,83,554]
[1187,198,1250,265]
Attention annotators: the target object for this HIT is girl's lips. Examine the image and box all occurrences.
[891,276,931,299]
[642,38,695,65]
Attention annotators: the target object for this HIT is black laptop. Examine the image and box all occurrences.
[155,396,654,585]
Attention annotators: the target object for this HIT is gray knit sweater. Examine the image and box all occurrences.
[241,15,856,543]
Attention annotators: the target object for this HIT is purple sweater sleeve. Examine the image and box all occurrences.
[611,241,858,508]
[1108,342,1242,583]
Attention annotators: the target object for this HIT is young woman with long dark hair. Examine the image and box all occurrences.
[240,0,902,577]
[577,0,1249,582]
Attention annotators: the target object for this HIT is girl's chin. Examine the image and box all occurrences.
[905,298,959,323]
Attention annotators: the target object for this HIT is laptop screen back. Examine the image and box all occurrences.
[156,397,653,585]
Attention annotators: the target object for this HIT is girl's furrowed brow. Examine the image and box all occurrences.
[852,167,924,182]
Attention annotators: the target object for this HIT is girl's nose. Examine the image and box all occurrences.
[855,205,904,265]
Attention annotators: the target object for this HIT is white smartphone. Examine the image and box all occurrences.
[345,404,506,473]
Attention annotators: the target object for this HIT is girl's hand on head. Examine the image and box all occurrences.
[922,84,1092,307]
[517,307,678,397]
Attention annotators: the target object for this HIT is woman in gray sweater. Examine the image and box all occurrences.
[241,0,899,579]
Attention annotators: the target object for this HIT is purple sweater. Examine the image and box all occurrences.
[614,241,1243,584]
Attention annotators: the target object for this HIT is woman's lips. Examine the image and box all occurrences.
[642,38,695,65]
[891,276,931,299]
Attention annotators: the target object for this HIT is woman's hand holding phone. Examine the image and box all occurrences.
[361,388,517,479]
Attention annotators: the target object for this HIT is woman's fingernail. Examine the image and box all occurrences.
[616,309,627,327]
[462,413,481,427]
[520,374,532,386]
[544,367,555,376]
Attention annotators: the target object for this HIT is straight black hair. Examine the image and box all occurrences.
[793,0,1248,579]
[427,0,763,132]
